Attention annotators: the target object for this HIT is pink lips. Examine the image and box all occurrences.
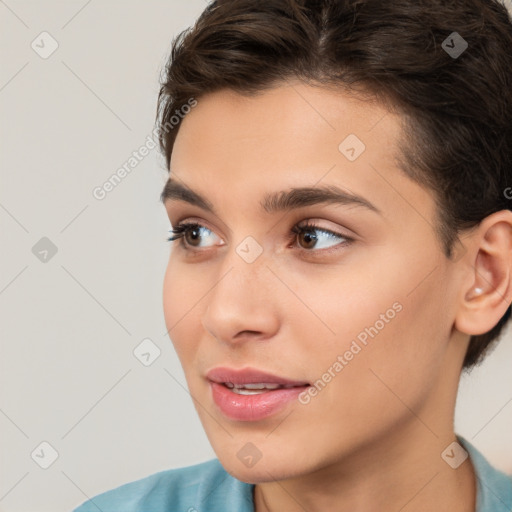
[206,367,310,422]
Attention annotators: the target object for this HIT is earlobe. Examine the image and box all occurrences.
[455,211,512,336]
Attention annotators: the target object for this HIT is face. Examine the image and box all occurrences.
[162,83,463,483]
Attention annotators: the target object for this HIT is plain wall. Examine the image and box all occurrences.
[1,1,511,511]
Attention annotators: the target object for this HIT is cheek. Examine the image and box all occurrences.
[302,260,448,415]
[163,257,203,363]
[162,258,179,328]
[295,263,404,358]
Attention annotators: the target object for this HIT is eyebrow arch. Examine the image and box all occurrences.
[160,178,380,215]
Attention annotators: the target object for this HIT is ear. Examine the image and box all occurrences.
[455,210,512,336]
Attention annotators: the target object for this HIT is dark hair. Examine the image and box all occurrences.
[156,0,512,370]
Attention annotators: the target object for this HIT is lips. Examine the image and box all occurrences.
[206,367,311,421]
[206,366,310,387]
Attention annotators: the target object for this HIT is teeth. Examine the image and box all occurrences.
[238,383,282,390]
[231,388,270,395]
[224,382,282,391]
[221,382,306,395]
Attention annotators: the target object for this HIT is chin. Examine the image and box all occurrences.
[221,458,304,485]
[211,440,313,484]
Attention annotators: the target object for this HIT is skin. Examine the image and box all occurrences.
[162,82,512,512]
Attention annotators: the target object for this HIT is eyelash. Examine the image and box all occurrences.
[167,221,353,255]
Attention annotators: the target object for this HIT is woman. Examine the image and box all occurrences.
[73,0,512,510]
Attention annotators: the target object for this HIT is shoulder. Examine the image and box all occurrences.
[457,436,512,512]
[72,458,254,512]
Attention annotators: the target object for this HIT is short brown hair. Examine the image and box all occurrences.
[156,0,512,370]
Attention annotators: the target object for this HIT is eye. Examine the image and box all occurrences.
[168,220,352,253]
[290,222,352,252]
[167,222,223,248]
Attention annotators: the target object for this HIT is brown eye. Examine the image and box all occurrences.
[297,228,318,249]
[184,226,202,246]
[167,222,222,249]
[291,223,351,252]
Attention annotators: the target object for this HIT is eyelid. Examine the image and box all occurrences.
[167,220,225,246]
[169,216,226,240]
[290,222,353,255]
[167,206,232,238]
[290,221,350,239]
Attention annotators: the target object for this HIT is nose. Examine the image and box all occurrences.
[201,250,280,346]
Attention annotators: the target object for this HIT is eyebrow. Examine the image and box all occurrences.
[160,178,380,215]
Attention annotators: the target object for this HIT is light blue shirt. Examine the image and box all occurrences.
[72,436,512,512]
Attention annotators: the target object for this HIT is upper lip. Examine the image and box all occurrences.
[206,367,310,387]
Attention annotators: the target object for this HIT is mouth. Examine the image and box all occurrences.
[206,366,310,387]
[222,382,306,395]
[206,367,311,421]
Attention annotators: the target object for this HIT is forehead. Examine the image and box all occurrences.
[172,83,394,178]
[169,83,436,230]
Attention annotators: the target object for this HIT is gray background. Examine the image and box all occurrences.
[0,1,511,511]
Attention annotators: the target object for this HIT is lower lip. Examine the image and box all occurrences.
[210,382,309,421]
